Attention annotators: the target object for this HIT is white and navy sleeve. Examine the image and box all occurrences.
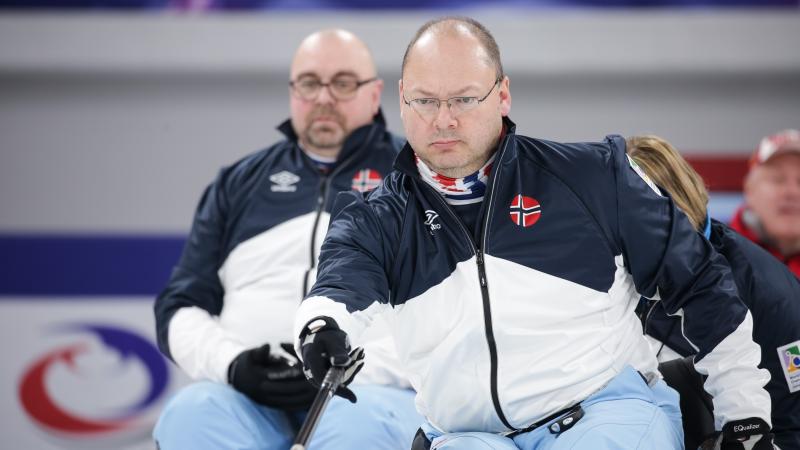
[154,171,247,383]
[606,135,771,429]
[293,190,394,352]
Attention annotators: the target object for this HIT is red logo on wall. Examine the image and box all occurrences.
[351,169,382,193]
[18,324,169,438]
[509,194,542,228]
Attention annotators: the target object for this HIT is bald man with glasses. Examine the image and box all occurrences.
[296,17,776,450]
[153,29,421,450]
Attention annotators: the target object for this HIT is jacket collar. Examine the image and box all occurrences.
[394,116,517,177]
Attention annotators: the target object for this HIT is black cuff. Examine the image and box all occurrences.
[299,316,340,340]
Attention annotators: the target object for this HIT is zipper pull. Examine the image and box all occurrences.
[476,250,487,287]
[317,175,327,207]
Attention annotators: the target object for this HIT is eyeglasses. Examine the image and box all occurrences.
[289,74,377,101]
[402,78,501,121]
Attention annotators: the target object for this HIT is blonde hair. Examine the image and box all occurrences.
[626,135,709,231]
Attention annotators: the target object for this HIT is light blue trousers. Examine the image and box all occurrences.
[153,382,423,450]
[423,366,683,450]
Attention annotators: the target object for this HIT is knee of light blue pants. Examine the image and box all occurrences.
[153,381,296,450]
[513,366,684,450]
[428,431,519,450]
[421,419,520,450]
[310,384,423,450]
[421,366,683,450]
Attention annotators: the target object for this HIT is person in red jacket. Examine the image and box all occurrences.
[730,129,800,278]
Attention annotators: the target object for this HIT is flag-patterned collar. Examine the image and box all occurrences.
[416,153,496,205]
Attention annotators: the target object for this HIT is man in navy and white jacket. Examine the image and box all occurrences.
[153,29,421,450]
[295,18,776,450]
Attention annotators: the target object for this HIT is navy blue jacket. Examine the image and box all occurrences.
[642,219,800,449]
[154,113,402,383]
[296,117,772,433]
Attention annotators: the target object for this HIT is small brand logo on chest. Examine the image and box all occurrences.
[270,171,300,192]
[424,210,442,235]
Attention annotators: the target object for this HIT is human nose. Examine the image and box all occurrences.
[315,84,336,104]
[432,100,456,129]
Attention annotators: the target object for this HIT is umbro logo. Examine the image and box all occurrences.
[270,171,300,192]
[424,210,442,235]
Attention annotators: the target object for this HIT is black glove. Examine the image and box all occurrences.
[700,418,777,450]
[227,343,318,411]
[299,316,365,403]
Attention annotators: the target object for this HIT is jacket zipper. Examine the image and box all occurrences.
[301,128,376,296]
[474,247,513,430]
[477,135,515,431]
[422,134,515,431]
[303,174,329,296]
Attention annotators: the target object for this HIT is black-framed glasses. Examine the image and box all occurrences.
[402,77,502,121]
[289,74,377,101]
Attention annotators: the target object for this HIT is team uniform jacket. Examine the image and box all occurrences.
[154,114,406,385]
[295,118,771,434]
[641,219,800,449]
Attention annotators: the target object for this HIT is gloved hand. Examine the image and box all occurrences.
[299,316,365,403]
[700,418,778,450]
[227,342,318,411]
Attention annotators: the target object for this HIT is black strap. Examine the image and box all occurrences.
[506,403,583,438]
[410,403,586,448]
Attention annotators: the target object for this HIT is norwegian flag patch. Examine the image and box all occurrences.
[509,194,542,228]
[351,169,382,193]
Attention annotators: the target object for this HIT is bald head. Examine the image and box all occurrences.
[402,17,503,80]
[291,29,376,81]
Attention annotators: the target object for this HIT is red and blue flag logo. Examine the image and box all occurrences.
[509,194,542,228]
[351,169,382,193]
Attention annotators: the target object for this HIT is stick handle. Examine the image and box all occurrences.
[291,366,346,450]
